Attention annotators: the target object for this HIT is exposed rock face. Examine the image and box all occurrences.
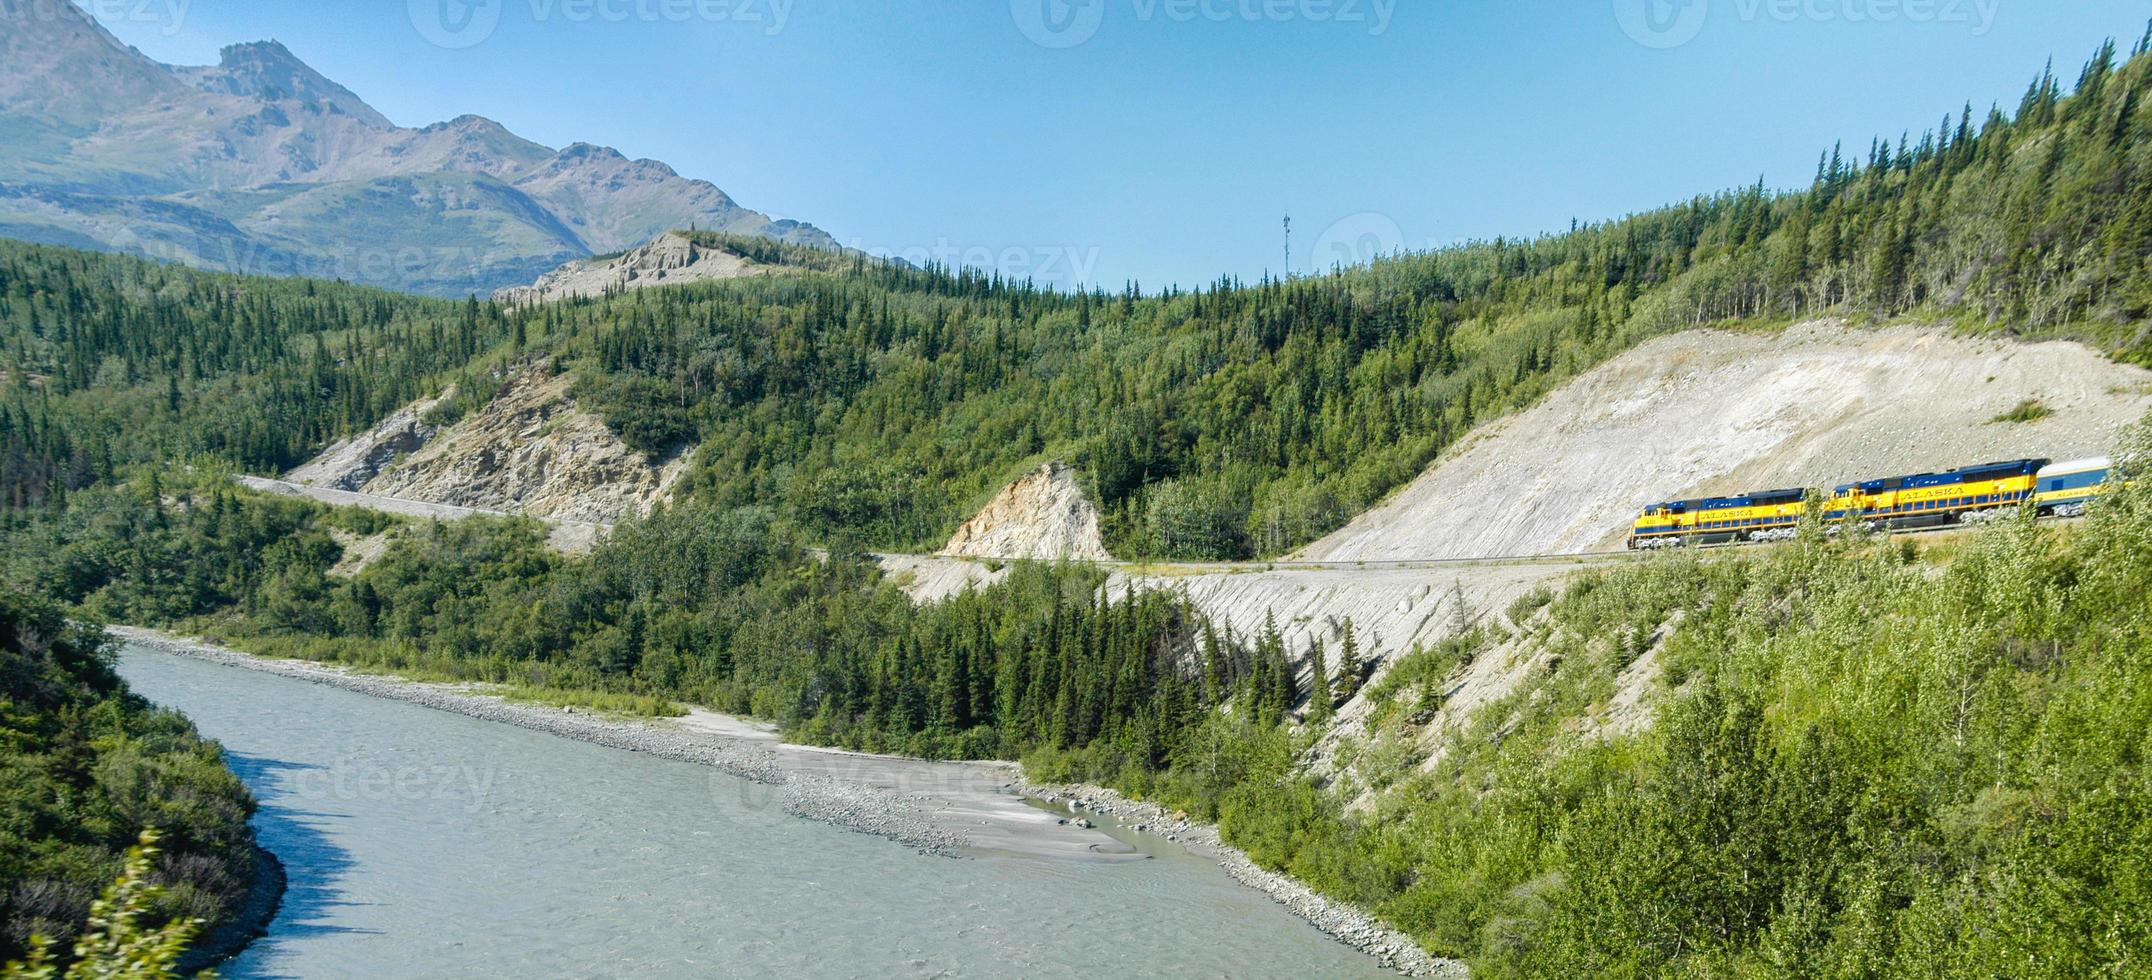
[1297,320,2152,562]
[1113,559,1567,697]
[172,40,392,129]
[939,462,1112,562]
[896,323,2152,816]
[283,393,446,491]
[280,370,687,529]
[494,232,771,305]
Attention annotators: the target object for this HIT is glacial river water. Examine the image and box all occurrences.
[118,648,1390,979]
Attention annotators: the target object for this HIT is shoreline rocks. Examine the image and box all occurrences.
[1017,783,1464,978]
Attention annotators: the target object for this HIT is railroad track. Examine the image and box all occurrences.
[231,474,2023,573]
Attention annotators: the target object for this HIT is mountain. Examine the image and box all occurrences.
[0,0,837,294]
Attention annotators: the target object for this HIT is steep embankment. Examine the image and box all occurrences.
[1299,320,2152,561]
[283,392,448,491]
[1118,559,1588,699]
[938,461,1112,562]
[284,369,690,530]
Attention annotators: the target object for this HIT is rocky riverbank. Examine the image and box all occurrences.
[1019,782,1465,978]
[114,626,1461,977]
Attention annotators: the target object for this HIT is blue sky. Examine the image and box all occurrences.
[92,0,2152,290]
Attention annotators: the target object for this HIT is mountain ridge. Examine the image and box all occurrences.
[0,0,838,294]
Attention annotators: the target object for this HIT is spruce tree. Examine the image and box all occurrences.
[1307,638,1332,725]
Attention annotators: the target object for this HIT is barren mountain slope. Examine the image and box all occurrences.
[1120,558,1577,699]
[1299,320,2152,562]
[0,3,838,293]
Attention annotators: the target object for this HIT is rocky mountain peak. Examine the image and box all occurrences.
[559,142,627,162]
[0,0,182,116]
[177,40,392,128]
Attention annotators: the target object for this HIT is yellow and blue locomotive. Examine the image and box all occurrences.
[1629,457,2114,550]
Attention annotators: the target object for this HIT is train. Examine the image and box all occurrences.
[1628,457,2116,550]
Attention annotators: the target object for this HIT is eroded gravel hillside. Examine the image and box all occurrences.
[287,369,690,528]
[1298,320,2152,561]
[939,461,1112,562]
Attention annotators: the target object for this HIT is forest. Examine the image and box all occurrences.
[0,587,260,968]
[0,474,1301,766]
[0,244,511,511]
[0,34,2149,978]
[10,410,2150,976]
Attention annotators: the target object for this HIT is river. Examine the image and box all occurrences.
[117,647,1393,979]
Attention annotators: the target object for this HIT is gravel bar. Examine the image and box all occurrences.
[112,627,965,856]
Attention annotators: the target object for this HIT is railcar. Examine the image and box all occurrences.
[1627,456,2116,550]
[1629,488,1807,549]
[2031,457,2112,517]
[1822,459,2046,532]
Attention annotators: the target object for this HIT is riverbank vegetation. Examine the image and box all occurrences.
[3,831,206,980]
[0,587,259,969]
[0,476,1285,763]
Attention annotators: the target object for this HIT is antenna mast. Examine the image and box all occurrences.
[1282,213,1292,280]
